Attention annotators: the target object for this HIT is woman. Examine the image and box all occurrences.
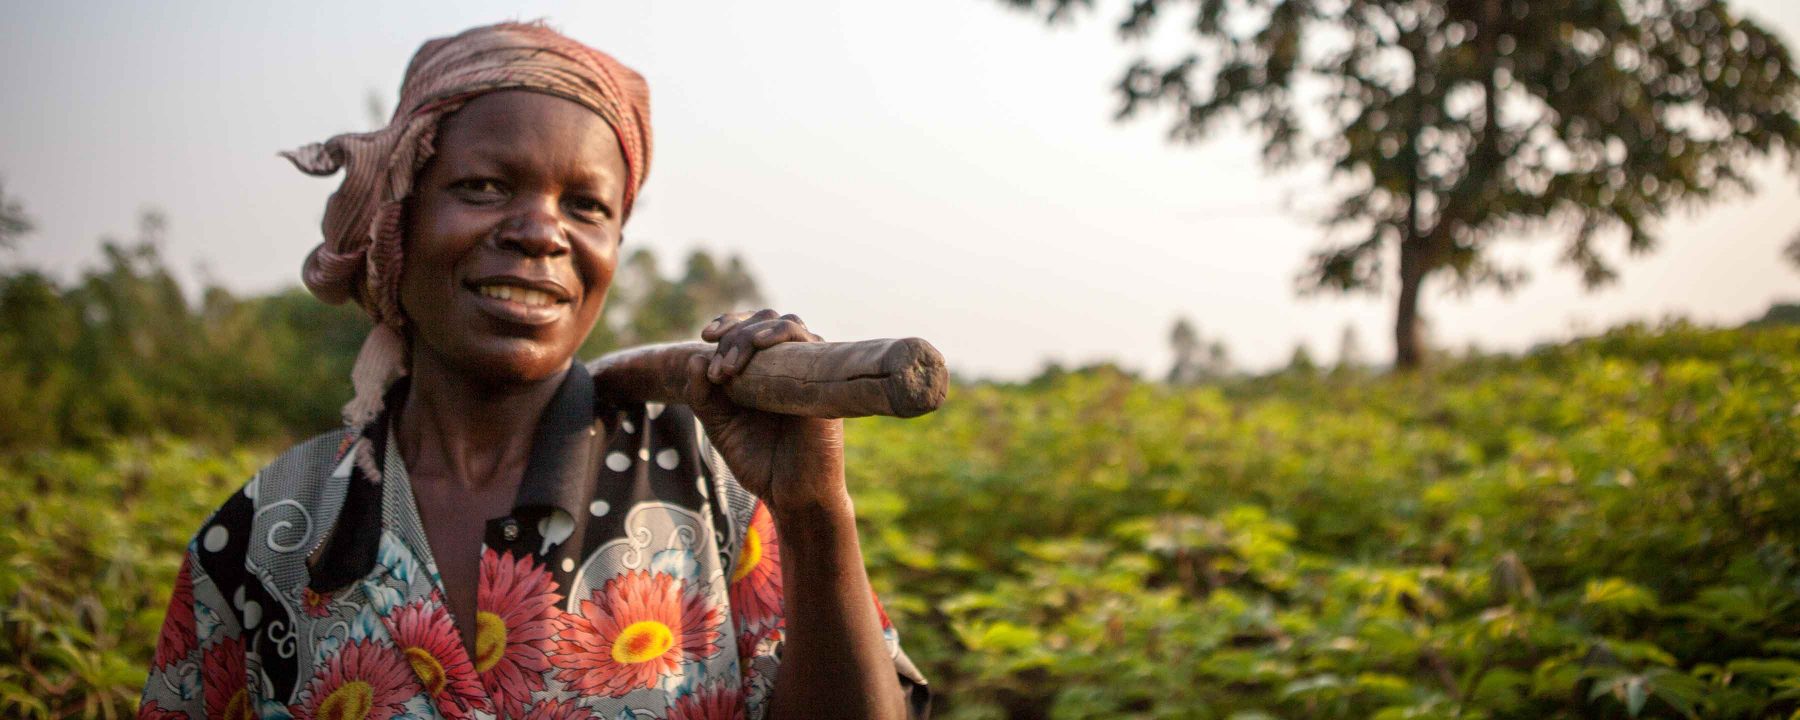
[139,21,927,720]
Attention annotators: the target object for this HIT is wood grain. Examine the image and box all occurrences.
[586,338,948,418]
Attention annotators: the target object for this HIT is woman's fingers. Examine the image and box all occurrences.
[752,314,822,347]
[701,310,757,342]
[704,309,821,382]
[730,319,818,376]
[708,309,777,381]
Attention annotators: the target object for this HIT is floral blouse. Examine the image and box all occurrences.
[139,367,929,720]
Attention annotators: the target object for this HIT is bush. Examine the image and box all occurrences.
[4,323,1798,719]
[847,323,1800,719]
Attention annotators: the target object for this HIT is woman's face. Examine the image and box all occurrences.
[401,90,628,386]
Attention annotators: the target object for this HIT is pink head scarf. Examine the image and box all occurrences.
[282,21,652,427]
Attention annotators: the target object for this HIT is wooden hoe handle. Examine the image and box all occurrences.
[586,337,948,419]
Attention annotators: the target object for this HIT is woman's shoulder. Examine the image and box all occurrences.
[224,427,360,524]
[183,427,359,583]
[253,426,361,506]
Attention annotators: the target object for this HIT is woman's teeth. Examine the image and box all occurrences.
[476,285,558,307]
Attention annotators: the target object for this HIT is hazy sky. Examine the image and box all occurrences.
[4,1,1799,378]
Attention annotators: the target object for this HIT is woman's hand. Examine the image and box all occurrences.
[682,310,910,719]
[681,309,848,523]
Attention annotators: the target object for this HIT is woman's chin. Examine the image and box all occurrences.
[431,337,576,387]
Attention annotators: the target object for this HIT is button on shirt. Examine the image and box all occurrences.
[139,367,929,719]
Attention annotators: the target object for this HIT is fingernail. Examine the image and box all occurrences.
[723,346,740,370]
[754,329,773,342]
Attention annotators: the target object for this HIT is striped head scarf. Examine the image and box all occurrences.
[282,21,652,428]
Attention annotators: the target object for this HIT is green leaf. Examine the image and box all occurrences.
[1625,676,1647,717]
[1281,673,1344,699]
[1726,658,1800,678]
[1763,639,1800,656]
[968,621,1039,654]
[1582,578,1660,615]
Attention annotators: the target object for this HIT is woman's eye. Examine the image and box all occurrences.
[452,179,506,199]
[565,196,611,219]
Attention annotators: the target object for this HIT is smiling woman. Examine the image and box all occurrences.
[401,90,626,388]
[138,21,927,720]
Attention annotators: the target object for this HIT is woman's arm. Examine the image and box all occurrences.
[141,551,246,719]
[762,457,908,719]
[681,309,909,720]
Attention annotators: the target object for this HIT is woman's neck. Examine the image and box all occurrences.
[396,346,570,492]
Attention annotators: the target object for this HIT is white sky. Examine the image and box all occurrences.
[3,1,1798,378]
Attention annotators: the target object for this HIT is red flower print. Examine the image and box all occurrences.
[153,558,197,670]
[302,587,334,618]
[727,503,782,632]
[551,570,723,697]
[734,622,777,666]
[289,639,417,720]
[668,681,746,720]
[202,635,252,720]
[872,590,893,631]
[383,598,486,720]
[477,549,563,714]
[736,621,782,702]
[518,698,590,720]
[137,700,189,720]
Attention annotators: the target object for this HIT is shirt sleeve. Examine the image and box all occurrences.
[139,543,246,720]
[726,497,932,720]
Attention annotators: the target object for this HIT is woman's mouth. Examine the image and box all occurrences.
[467,280,573,325]
[475,283,560,307]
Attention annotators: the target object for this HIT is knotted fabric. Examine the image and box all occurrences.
[281,21,652,428]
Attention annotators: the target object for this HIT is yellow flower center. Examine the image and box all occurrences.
[224,688,253,720]
[612,620,675,664]
[404,646,447,695]
[316,679,373,720]
[732,526,763,583]
[474,611,507,673]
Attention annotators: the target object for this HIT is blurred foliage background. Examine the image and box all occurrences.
[0,207,761,453]
[1,200,1797,718]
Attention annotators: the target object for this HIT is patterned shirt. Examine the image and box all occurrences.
[139,367,929,720]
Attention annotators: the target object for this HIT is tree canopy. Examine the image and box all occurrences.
[1002,0,1800,366]
[1167,315,1231,383]
[0,180,30,249]
[0,205,765,451]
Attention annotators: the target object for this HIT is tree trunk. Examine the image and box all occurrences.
[1395,241,1427,370]
[1395,25,1434,372]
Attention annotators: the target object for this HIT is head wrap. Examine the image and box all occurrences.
[282,21,652,427]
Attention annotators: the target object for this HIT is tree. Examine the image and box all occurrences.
[1001,0,1800,367]
[0,179,30,249]
[1747,301,1800,326]
[1168,315,1231,383]
[577,246,766,358]
[1205,337,1230,377]
[1335,323,1365,372]
[1168,316,1201,383]
[1286,342,1318,375]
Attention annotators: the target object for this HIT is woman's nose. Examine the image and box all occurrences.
[494,201,569,257]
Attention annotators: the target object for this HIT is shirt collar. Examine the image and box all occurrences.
[512,363,601,519]
[308,363,601,591]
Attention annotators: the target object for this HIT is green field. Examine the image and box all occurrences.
[4,323,1798,719]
